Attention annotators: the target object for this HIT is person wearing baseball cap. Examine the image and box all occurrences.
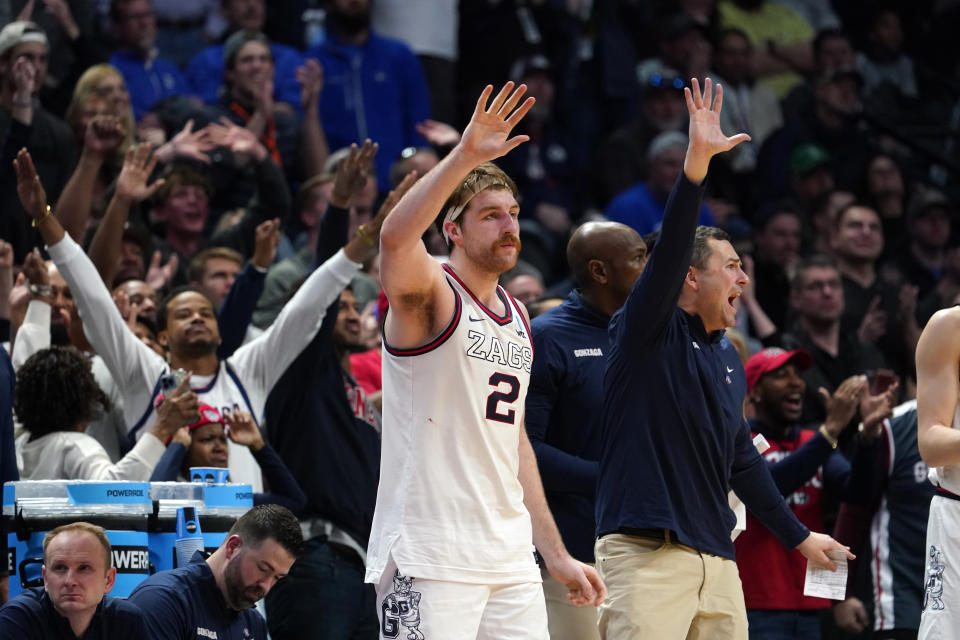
[0,20,76,264]
[149,403,305,513]
[736,347,895,638]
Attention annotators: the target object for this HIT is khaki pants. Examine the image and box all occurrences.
[595,533,748,640]
[542,566,601,640]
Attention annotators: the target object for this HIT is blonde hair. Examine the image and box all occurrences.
[43,522,112,569]
[435,163,519,247]
[65,64,135,155]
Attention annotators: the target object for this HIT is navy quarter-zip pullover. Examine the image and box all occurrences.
[596,175,809,560]
[526,290,611,562]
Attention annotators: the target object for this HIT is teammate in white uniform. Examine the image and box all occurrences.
[916,305,960,638]
[367,82,605,639]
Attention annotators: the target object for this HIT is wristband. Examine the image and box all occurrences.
[27,281,53,298]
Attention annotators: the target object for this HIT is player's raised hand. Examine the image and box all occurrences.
[457,82,535,164]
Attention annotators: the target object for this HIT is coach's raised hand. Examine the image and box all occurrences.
[455,82,536,165]
[682,77,751,184]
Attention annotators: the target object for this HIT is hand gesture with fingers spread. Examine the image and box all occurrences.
[458,82,535,164]
[683,78,751,182]
[117,143,165,202]
[343,170,417,263]
[332,139,378,208]
[146,251,179,292]
[157,119,216,165]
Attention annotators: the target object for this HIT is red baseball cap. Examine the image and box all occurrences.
[188,404,224,431]
[745,348,813,392]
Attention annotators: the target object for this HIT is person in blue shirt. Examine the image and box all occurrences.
[127,503,302,640]
[185,0,305,110]
[305,0,431,192]
[603,130,715,235]
[108,0,192,119]
[525,220,647,640]
[0,522,150,639]
[594,78,852,640]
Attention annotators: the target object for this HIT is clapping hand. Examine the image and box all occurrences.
[84,115,126,157]
[297,59,323,110]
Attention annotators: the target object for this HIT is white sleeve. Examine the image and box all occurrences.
[230,248,360,399]
[45,235,166,422]
[65,432,167,481]
[11,300,52,370]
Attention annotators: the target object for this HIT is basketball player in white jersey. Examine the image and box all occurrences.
[366,82,605,639]
[916,305,960,638]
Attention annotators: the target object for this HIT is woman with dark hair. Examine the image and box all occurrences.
[14,346,190,480]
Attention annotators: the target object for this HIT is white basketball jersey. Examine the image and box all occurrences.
[365,264,540,585]
[929,397,960,494]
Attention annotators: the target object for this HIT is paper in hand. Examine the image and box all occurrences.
[803,550,848,600]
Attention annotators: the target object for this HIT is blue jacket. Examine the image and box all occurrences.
[605,180,714,236]
[109,50,192,119]
[127,551,267,640]
[526,290,609,563]
[306,32,430,191]
[0,587,149,639]
[596,174,809,560]
[185,43,305,110]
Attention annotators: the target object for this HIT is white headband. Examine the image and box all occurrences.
[19,32,47,46]
[441,175,514,242]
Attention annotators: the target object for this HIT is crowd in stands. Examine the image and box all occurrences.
[0,0,958,638]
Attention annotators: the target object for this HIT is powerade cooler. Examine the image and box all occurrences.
[3,480,152,598]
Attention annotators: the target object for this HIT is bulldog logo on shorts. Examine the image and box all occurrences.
[924,545,946,612]
[381,570,424,639]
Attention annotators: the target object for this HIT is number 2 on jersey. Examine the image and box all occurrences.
[486,372,520,424]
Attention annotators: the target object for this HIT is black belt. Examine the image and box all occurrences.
[616,527,684,545]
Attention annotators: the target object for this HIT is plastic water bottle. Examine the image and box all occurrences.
[175,507,204,568]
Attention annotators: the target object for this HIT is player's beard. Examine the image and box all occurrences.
[466,233,522,276]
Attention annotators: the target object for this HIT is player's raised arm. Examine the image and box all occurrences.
[380,82,534,346]
[916,307,960,467]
